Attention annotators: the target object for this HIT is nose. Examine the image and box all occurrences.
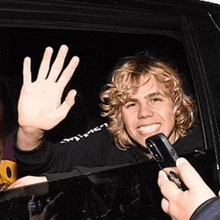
[138,104,154,119]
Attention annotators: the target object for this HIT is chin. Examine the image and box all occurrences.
[138,139,147,147]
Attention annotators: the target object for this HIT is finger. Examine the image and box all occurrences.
[57,89,77,119]
[158,170,180,199]
[176,158,206,189]
[23,57,32,84]
[48,45,68,82]
[161,198,169,214]
[158,170,169,187]
[58,56,79,88]
[28,195,36,217]
[37,47,53,80]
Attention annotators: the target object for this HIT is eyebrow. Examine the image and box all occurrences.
[144,92,161,99]
[127,92,162,103]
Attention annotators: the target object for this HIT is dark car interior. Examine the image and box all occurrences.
[0,0,220,219]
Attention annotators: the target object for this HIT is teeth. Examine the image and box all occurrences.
[138,124,160,133]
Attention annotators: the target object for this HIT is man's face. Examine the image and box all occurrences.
[121,75,176,147]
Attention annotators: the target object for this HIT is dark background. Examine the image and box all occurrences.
[0,1,220,219]
[0,28,193,141]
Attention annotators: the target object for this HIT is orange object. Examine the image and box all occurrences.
[0,160,17,190]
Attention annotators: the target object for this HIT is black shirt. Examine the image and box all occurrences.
[13,123,150,177]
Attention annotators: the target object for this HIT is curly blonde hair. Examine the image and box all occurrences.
[100,52,195,150]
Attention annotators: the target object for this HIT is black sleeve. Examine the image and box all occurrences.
[13,124,114,176]
[190,197,220,220]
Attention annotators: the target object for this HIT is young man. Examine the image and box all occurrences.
[158,157,220,220]
[13,45,195,178]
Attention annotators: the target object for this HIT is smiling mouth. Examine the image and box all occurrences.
[138,124,160,134]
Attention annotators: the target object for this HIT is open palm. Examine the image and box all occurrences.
[18,45,79,132]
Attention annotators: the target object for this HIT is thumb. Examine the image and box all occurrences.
[176,158,206,190]
[64,89,77,107]
[58,89,77,117]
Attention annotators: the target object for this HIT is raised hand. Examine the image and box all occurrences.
[17,45,79,150]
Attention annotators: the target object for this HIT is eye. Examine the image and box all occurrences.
[125,102,138,109]
[153,97,162,102]
[150,97,163,103]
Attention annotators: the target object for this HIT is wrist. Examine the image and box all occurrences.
[18,125,44,136]
[17,126,45,151]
